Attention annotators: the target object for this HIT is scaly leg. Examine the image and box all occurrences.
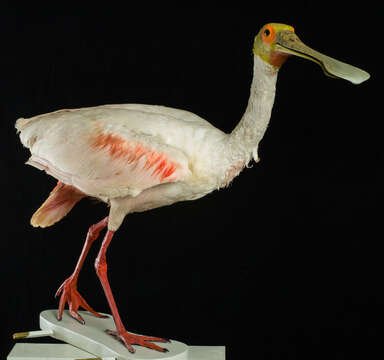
[56,217,109,323]
[95,230,169,353]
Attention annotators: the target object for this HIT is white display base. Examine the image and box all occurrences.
[7,344,225,360]
[8,343,114,359]
[38,310,187,360]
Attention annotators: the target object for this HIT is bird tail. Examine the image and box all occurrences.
[15,117,33,132]
[31,181,86,228]
[16,116,43,149]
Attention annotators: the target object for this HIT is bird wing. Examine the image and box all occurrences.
[20,105,195,198]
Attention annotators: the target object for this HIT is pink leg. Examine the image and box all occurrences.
[56,217,109,323]
[95,230,169,353]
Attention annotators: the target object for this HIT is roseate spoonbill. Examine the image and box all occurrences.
[16,23,369,353]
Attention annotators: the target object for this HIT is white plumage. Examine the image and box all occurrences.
[16,23,369,353]
[16,60,271,230]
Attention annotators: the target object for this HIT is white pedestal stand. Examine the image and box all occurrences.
[8,310,225,360]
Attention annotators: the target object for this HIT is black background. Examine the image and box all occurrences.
[1,3,381,359]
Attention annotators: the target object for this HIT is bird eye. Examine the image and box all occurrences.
[264,29,271,37]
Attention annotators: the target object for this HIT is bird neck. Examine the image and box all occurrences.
[229,55,278,163]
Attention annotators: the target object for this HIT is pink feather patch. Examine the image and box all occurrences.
[91,132,178,182]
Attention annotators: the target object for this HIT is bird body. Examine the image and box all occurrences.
[17,55,277,230]
[17,104,241,227]
[16,23,370,353]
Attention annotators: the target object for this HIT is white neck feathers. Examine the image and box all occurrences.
[229,55,278,164]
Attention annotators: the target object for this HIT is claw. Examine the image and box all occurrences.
[142,336,170,343]
[69,309,85,324]
[55,283,64,298]
[105,329,169,353]
[56,276,105,323]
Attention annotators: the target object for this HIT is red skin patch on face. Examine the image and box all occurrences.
[269,51,291,67]
[260,23,294,68]
[92,132,177,182]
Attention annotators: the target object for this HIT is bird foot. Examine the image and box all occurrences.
[105,329,170,353]
[55,275,107,324]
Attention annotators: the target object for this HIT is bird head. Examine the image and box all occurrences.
[253,23,370,84]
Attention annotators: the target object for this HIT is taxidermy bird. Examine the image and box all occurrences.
[16,23,369,353]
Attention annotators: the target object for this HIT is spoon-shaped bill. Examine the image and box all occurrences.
[275,31,370,84]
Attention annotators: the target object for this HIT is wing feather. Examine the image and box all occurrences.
[22,106,192,198]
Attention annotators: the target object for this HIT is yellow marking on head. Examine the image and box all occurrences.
[253,23,295,67]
